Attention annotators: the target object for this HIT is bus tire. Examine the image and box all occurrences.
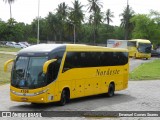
[107,83,115,97]
[59,89,70,106]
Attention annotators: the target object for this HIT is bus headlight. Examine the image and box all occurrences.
[34,89,49,95]
[41,98,44,101]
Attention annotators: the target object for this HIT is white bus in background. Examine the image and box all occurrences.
[107,39,128,49]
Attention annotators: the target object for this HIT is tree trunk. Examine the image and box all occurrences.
[93,28,96,45]
[125,28,129,40]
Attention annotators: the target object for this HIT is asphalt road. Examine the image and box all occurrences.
[0,57,160,120]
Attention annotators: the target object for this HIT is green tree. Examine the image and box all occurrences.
[104,9,114,25]
[3,0,16,19]
[31,18,48,42]
[87,0,103,44]
[56,2,69,41]
[7,18,16,25]
[23,24,33,42]
[69,0,84,43]
[0,20,8,41]
[46,12,62,42]
[120,5,134,40]
[113,26,125,39]
[87,0,102,13]
[80,23,93,43]
[149,10,160,25]
[130,14,160,43]
[56,2,68,21]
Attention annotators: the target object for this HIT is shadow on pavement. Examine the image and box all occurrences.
[9,93,136,111]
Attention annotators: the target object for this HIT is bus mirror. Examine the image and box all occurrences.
[4,59,14,72]
[43,59,57,74]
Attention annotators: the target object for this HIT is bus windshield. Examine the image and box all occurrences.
[12,56,48,89]
[138,43,151,53]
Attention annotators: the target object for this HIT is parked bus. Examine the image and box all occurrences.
[4,44,129,105]
[127,39,152,59]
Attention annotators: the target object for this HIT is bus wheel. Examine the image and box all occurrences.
[107,83,115,97]
[59,90,67,106]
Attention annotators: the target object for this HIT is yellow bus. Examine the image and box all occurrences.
[127,39,152,59]
[4,44,129,105]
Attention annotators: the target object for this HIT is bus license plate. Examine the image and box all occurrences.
[21,98,28,101]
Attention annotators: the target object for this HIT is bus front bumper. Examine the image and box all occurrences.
[137,53,151,58]
[10,89,48,103]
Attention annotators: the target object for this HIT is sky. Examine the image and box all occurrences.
[0,0,160,26]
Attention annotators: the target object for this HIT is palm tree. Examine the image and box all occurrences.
[69,0,84,25]
[69,0,84,43]
[56,2,69,41]
[149,10,160,25]
[46,12,60,41]
[87,0,103,44]
[87,0,102,14]
[120,5,134,40]
[56,2,68,21]
[3,0,15,19]
[7,18,16,25]
[104,9,114,25]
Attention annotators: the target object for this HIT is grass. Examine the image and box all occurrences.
[130,59,160,80]
[0,46,21,52]
[0,53,15,85]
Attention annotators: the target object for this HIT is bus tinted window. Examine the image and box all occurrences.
[128,41,136,47]
[47,51,64,84]
[63,52,128,72]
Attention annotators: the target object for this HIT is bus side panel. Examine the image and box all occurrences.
[123,64,129,89]
[58,66,127,99]
[58,70,82,99]
[112,66,125,91]
[45,81,60,102]
[84,77,101,96]
[128,46,137,57]
[57,79,75,99]
[136,52,151,59]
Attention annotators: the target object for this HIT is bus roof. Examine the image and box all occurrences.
[66,44,128,52]
[128,39,151,43]
[18,44,128,55]
[18,44,66,56]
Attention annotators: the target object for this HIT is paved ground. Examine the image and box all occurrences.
[0,80,160,120]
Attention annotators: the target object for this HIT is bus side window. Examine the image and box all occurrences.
[47,61,60,84]
[47,51,64,84]
[63,52,74,72]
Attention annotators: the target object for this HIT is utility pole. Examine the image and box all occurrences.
[70,22,76,44]
[37,0,40,44]
[73,24,76,44]
[125,0,129,40]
